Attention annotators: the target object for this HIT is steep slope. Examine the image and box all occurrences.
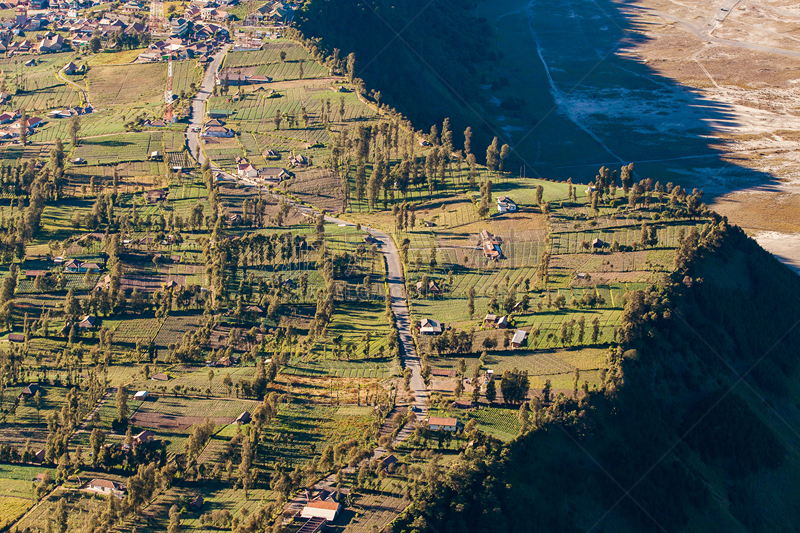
[294,0,496,150]
[393,220,800,533]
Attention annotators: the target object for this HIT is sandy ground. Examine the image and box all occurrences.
[478,0,800,272]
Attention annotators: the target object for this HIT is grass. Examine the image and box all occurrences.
[86,62,167,109]
[0,497,35,530]
[72,132,156,165]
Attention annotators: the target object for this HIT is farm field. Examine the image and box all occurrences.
[86,63,167,109]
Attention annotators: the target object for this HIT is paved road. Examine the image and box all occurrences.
[187,44,230,164]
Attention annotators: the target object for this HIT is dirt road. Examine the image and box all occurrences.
[187,44,230,164]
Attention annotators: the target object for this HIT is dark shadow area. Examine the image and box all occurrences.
[298,0,777,202]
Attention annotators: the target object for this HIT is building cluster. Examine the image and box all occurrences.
[0,109,44,139]
[137,22,227,61]
[235,156,289,184]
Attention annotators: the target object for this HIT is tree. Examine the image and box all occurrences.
[279,50,286,62]
[467,286,475,317]
[90,428,105,467]
[89,35,101,53]
[500,367,529,405]
[486,137,499,172]
[485,377,496,403]
[116,385,129,423]
[168,505,181,533]
[68,114,81,147]
[346,52,356,82]
[499,144,510,172]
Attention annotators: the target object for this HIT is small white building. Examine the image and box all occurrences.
[87,479,127,498]
[496,195,517,213]
[237,163,258,179]
[301,500,341,521]
[427,416,459,432]
[133,390,149,401]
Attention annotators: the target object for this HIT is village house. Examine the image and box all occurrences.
[202,125,234,138]
[134,430,155,445]
[419,318,443,335]
[427,416,460,432]
[8,333,25,343]
[133,390,149,401]
[301,500,341,521]
[480,230,502,259]
[189,495,204,511]
[87,479,127,498]
[237,163,258,179]
[78,315,97,329]
[496,195,517,213]
[38,32,65,53]
[415,279,441,296]
[63,259,100,273]
[257,167,289,182]
[144,190,167,204]
[20,383,39,398]
[511,329,528,349]
[236,411,251,425]
[288,152,308,167]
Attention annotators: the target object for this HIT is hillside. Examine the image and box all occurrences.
[392,221,800,532]
[294,0,496,151]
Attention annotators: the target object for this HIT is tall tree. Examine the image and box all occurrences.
[486,136,499,172]
[68,115,81,147]
[116,385,129,423]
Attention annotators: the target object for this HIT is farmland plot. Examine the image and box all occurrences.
[87,63,166,108]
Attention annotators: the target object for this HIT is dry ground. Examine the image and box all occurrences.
[478,0,800,270]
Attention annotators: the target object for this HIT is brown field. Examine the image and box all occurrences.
[284,168,344,213]
[87,63,167,108]
[130,412,235,431]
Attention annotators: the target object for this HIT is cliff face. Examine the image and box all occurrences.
[394,223,800,533]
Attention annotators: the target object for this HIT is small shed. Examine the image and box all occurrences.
[8,333,24,343]
[20,383,39,398]
[483,314,498,327]
[133,391,149,401]
[78,315,97,329]
[236,411,252,425]
[511,329,528,349]
[591,238,605,249]
[497,316,509,329]
[151,373,170,381]
[134,430,155,445]
[189,495,204,511]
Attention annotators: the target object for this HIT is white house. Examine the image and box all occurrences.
[237,163,258,179]
[301,500,341,521]
[87,479,127,498]
[427,416,459,432]
[496,195,517,213]
[133,390,149,401]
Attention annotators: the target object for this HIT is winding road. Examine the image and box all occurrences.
[58,64,90,107]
